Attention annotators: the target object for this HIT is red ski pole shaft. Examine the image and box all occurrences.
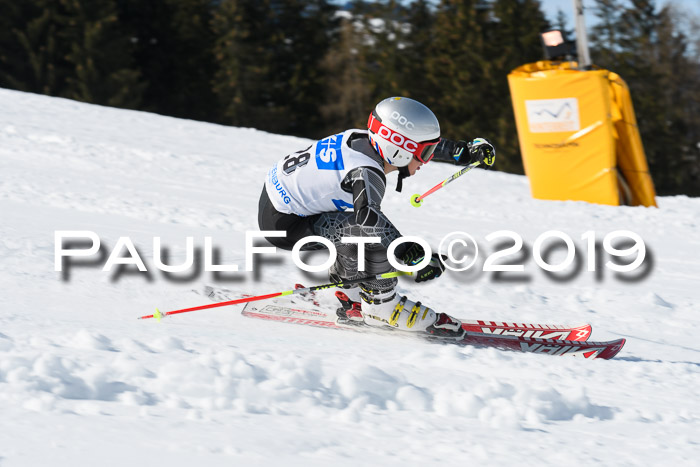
[138,292,284,321]
[139,271,411,321]
[410,161,480,207]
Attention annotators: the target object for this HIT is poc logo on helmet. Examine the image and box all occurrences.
[378,125,418,153]
[390,111,415,130]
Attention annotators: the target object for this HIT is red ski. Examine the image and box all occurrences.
[457,332,625,360]
[460,320,591,342]
[241,302,623,359]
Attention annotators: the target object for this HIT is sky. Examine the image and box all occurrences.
[541,0,700,30]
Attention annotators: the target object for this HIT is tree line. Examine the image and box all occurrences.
[1,0,697,196]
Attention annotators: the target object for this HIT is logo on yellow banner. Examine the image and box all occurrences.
[525,98,580,133]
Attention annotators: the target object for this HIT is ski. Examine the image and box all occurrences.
[460,320,591,342]
[456,332,625,360]
[241,302,623,359]
[292,286,590,341]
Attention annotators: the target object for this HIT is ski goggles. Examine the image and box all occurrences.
[368,112,441,163]
[415,137,440,163]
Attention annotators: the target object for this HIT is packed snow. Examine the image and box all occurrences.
[1,88,698,466]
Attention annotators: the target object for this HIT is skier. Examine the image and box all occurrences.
[257,97,495,338]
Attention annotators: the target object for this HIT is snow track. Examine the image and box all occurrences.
[1,89,698,465]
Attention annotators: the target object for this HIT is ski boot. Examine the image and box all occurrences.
[335,291,365,325]
[360,281,465,338]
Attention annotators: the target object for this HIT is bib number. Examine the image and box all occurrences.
[282,146,312,175]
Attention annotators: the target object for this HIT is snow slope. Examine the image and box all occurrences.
[1,88,698,466]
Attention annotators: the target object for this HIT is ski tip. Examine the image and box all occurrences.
[616,337,626,351]
[599,338,626,359]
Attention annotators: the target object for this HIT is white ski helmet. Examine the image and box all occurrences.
[367,97,441,167]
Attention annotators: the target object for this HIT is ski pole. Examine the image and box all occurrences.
[138,270,412,321]
[410,161,481,207]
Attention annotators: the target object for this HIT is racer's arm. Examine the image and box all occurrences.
[341,167,401,248]
[341,167,445,282]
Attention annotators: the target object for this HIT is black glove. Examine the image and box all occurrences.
[399,243,446,283]
[440,138,495,166]
[415,253,446,283]
[469,137,496,166]
[433,139,469,163]
[400,242,427,265]
[451,140,469,163]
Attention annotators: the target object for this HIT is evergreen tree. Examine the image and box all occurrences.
[274,0,338,137]
[591,0,700,195]
[1,0,695,193]
[426,0,491,142]
[212,0,274,129]
[591,0,621,64]
[320,16,372,133]
[490,0,550,174]
[212,0,336,137]
[0,1,29,90]
[402,0,437,106]
[118,0,218,120]
[321,1,439,131]
[427,0,548,174]
[0,0,67,95]
[320,0,437,132]
[60,0,145,109]
[359,0,413,101]
[649,5,700,194]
